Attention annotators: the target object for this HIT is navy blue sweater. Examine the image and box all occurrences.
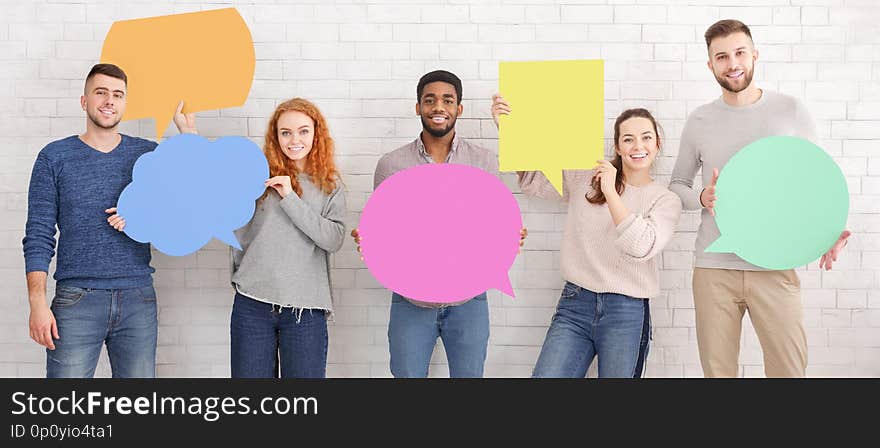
[23,135,156,289]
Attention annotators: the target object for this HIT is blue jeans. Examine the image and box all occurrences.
[532,282,651,378]
[388,292,489,378]
[230,293,328,378]
[46,285,158,378]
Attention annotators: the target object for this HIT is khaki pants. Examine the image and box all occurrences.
[692,267,807,378]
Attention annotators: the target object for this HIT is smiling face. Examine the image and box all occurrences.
[81,73,126,130]
[707,31,758,94]
[276,110,315,167]
[615,116,659,174]
[416,81,462,138]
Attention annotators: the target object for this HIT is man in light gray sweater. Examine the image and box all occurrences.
[669,20,851,377]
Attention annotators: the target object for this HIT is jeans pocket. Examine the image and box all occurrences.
[136,285,157,302]
[52,286,87,308]
[560,282,579,300]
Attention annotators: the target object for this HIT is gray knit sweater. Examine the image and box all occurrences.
[669,89,818,270]
[231,174,346,311]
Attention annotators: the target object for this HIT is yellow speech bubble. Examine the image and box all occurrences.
[498,60,604,194]
[100,8,255,139]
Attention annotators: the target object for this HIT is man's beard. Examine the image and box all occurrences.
[87,109,121,130]
[420,114,456,138]
[714,65,755,94]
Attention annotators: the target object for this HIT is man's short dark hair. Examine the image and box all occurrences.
[85,63,127,91]
[704,19,753,48]
[417,70,462,104]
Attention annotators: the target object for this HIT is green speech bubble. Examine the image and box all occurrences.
[706,136,849,270]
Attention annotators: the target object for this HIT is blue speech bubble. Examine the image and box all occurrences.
[117,133,269,256]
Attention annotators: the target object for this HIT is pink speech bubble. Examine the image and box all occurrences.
[359,164,522,303]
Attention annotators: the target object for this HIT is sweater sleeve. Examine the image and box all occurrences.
[793,97,819,145]
[517,170,589,202]
[229,245,240,284]
[669,117,704,211]
[373,155,394,191]
[614,191,683,260]
[279,185,347,253]
[22,152,58,273]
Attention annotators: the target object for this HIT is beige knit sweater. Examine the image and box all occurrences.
[519,170,682,299]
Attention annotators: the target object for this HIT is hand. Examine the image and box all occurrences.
[518,228,528,254]
[819,230,851,271]
[491,93,511,129]
[351,228,363,261]
[700,168,719,216]
[105,207,125,232]
[265,176,294,198]
[173,100,197,134]
[29,302,59,350]
[593,160,618,197]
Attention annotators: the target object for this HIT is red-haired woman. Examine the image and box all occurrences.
[230,98,346,378]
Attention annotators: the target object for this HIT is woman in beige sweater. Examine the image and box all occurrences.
[492,97,682,378]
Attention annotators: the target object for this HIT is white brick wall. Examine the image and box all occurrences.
[1,0,877,378]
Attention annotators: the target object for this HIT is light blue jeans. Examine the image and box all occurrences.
[388,292,489,378]
[46,285,158,378]
[532,282,651,378]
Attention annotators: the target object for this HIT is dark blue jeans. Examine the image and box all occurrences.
[230,293,328,378]
[532,282,651,378]
[47,285,158,378]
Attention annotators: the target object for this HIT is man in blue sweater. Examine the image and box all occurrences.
[22,63,194,378]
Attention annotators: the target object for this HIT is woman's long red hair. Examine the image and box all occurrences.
[260,98,339,200]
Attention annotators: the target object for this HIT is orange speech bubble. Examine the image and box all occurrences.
[100,8,255,139]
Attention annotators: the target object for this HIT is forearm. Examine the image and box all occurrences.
[26,271,48,306]
[614,193,683,260]
[518,170,564,201]
[23,154,59,273]
[605,191,632,226]
[668,180,703,211]
[279,193,347,252]
[669,131,703,211]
